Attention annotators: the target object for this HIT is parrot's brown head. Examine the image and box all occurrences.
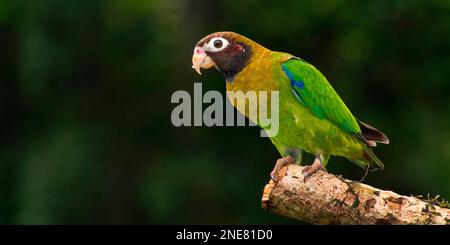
[192,32,263,81]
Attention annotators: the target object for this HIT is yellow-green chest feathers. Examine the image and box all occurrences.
[225,49,292,121]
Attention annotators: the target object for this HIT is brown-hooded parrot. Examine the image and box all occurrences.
[191,32,389,181]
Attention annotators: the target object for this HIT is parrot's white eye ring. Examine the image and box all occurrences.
[205,37,229,52]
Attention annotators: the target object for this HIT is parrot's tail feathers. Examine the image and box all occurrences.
[349,145,384,171]
[357,120,389,146]
[348,158,370,169]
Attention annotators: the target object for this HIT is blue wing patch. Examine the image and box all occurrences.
[282,66,305,89]
[282,66,306,105]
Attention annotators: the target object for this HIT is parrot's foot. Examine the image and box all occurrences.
[302,157,327,183]
[270,156,295,182]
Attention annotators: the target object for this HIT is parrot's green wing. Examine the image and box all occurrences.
[281,57,387,170]
[281,58,361,136]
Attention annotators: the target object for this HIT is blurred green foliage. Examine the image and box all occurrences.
[1,0,450,224]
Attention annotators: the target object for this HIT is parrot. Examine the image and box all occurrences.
[191,32,389,182]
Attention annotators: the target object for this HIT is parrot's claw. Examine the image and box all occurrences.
[270,156,295,182]
[302,158,327,183]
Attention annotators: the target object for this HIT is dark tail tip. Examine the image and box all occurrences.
[357,119,389,145]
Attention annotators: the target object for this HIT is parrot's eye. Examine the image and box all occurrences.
[213,39,223,48]
[206,37,229,52]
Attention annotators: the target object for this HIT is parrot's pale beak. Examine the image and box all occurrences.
[192,47,215,75]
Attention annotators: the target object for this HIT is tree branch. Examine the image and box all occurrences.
[261,164,450,224]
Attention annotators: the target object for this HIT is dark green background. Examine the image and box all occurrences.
[1,0,449,224]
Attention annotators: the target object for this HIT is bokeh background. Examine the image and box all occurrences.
[1,0,450,224]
